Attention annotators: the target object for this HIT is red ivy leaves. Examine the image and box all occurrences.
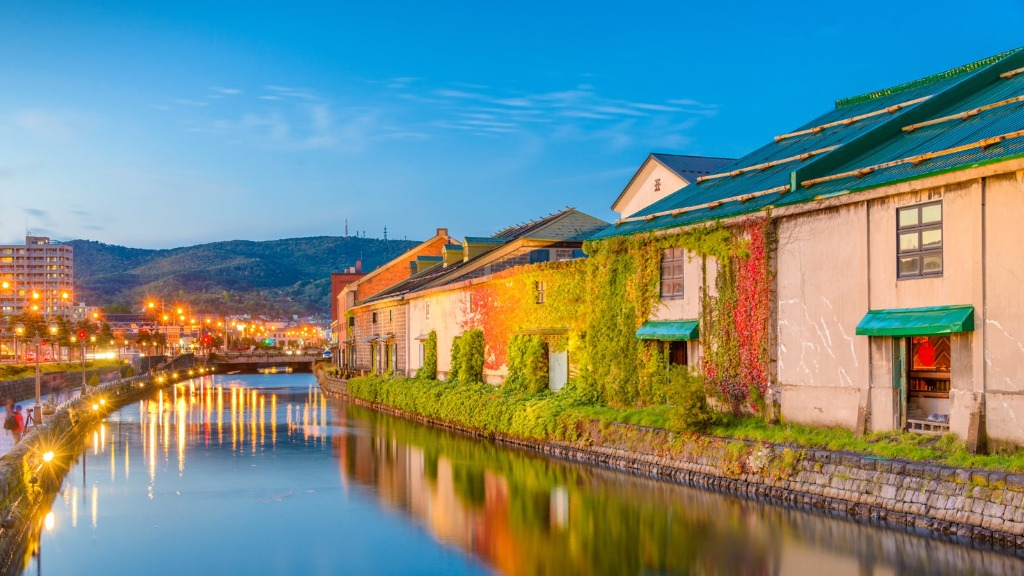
[734,221,771,397]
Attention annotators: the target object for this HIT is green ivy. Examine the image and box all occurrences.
[449,334,462,383]
[505,334,548,394]
[459,328,485,384]
[416,330,438,380]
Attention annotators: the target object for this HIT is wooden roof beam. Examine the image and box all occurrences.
[903,95,1024,132]
[801,129,1024,188]
[774,95,932,142]
[696,145,838,183]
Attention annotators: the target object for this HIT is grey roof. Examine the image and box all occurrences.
[650,153,736,183]
[493,207,608,241]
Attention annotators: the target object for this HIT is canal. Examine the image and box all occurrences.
[17,373,1024,575]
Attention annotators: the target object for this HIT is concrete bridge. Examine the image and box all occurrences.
[206,350,321,373]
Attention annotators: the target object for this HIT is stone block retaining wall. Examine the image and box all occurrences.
[319,375,1024,550]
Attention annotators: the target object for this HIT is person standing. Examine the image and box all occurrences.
[3,398,17,442]
[13,405,24,443]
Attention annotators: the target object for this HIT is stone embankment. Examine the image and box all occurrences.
[318,374,1024,550]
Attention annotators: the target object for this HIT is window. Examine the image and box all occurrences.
[467,293,474,313]
[897,201,942,278]
[660,247,685,299]
[389,309,393,322]
[535,281,546,304]
[372,311,378,324]
[553,249,574,261]
[425,301,430,320]
[529,249,550,264]
[654,178,661,192]
[348,316,355,327]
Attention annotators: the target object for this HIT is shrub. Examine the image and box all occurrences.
[416,331,437,380]
[449,334,462,383]
[505,335,548,394]
[458,329,485,384]
[666,367,718,433]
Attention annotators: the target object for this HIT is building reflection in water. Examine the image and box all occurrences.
[330,402,1024,576]
[24,379,1024,576]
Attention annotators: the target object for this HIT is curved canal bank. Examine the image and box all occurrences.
[0,374,171,573]
[317,374,1024,552]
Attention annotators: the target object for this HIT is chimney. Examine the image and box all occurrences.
[355,260,362,273]
[436,228,448,239]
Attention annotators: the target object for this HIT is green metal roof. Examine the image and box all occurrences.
[591,47,1024,241]
[636,320,699,341]
[855,305,974,337]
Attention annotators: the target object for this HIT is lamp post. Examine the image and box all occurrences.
[15,320,57,424]
[76,330,87,394]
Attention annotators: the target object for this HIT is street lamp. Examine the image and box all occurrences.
[15,320,58,424]
[76,330,87,393]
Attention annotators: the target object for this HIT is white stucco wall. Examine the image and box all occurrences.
[407,289,469,380]
[614,162,687,219]
[980,171,1024,447]
[776,203,871,429]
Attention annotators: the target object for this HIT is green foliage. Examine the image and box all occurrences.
[665,367,718,433]
[459,329,485,384]
[415,331,438,380]
[122,365,135,378]
[449,334,462,383]
[504,335,548,394]
[88,373,100,386]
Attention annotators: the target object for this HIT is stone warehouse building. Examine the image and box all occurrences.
[593,47,1024,449]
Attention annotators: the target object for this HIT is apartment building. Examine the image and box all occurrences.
[0,236,75,318]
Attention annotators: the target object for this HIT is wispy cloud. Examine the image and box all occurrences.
[5,110,80,142]
[174,98,209,107]
[211,87,242,97]
[171,77,716,156]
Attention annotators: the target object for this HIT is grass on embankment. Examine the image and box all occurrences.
[0,359,122,382]
[346,373,1024,473]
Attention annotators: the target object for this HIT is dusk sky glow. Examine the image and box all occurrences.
[1,1,1021,248]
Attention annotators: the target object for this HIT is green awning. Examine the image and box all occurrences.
[855,305,974,337]
[636,320,699,341]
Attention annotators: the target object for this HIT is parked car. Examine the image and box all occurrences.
[322,350,333,360]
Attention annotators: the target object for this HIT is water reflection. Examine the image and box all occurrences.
[332,402,1024,576]
[18,375,1024,576]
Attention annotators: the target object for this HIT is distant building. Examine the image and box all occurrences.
[0,235,75,318]
[610,153,735,219]
[329,263,365,352]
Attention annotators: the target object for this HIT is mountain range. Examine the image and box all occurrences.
[68,236,419,317]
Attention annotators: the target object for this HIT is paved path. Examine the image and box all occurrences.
[0,389,83,458]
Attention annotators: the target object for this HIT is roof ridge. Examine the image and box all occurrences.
[492,206,575,239]
[651,152,735,161]
[836,47,1021,108]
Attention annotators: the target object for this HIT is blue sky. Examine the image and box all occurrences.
[1,1,1021,249]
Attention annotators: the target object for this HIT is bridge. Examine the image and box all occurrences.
[206,350,322,373]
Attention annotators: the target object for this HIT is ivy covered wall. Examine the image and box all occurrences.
[418,216,775,411]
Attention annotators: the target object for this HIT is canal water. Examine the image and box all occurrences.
[17,373,1024,575]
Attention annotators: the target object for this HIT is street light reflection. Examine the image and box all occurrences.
[40,375,328,540]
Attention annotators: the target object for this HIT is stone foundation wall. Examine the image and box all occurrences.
[320,375,1024,550]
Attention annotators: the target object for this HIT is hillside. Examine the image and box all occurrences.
[69,236,420,317]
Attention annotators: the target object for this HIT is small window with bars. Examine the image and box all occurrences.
[535,281,546,304]
[897,201,942,279]
[660,247,685,299]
